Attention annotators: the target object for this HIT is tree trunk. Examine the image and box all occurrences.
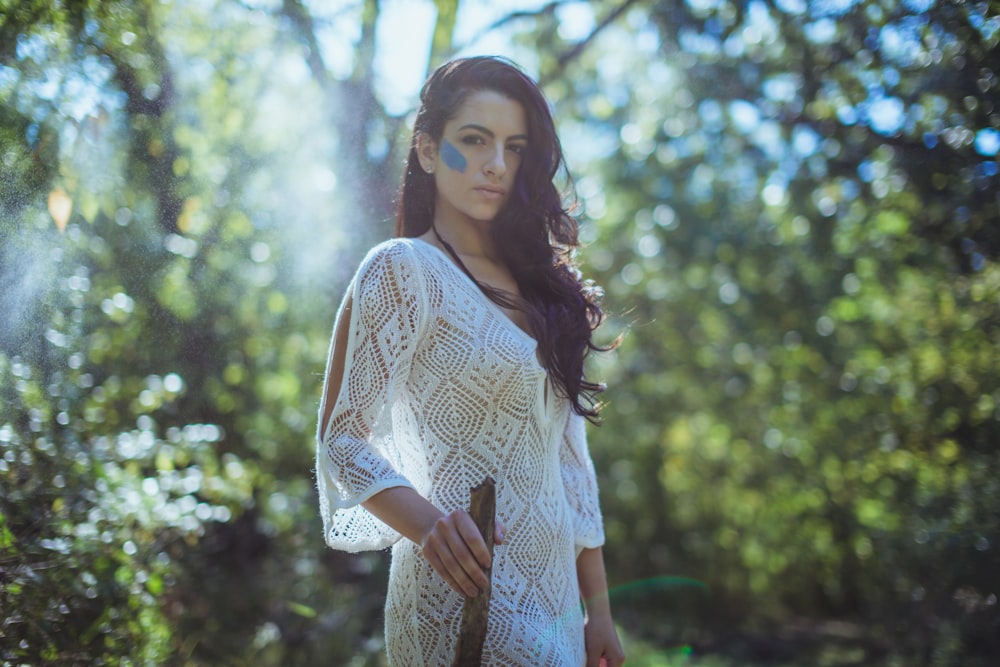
[451,477,496,667]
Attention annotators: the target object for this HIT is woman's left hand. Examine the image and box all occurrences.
[584,612,625,667]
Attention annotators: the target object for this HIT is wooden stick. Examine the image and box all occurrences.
[451,476,496,667]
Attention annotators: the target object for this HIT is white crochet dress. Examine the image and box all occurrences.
[316,238,605,666]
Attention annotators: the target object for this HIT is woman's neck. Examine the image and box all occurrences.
[430,215,498,262]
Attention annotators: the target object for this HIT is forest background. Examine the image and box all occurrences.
[1,0,998,665]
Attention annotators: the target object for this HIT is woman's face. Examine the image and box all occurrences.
[419,89,528,226]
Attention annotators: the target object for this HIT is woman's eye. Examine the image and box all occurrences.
[461,135,485,146]
[508,144,526,155]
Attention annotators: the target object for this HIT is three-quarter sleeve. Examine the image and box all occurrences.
[316,241,428,552]
[559,408,606,555]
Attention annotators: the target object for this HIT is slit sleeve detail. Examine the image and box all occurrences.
[316,240,428,552]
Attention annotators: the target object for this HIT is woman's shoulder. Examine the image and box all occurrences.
[353,237,437,296]
[360,237,417,262]
[366,235,451,264]
[360,237,451,280]
[355,237,421,272]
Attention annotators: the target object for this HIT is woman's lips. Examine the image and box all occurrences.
[475,186,506,200]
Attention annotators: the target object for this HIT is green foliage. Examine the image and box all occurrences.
[1,0,998,665]
[551,1,1000,663]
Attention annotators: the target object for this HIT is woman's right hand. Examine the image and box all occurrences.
[420,509,505,597]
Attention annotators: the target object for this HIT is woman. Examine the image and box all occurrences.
[316,56,625,666]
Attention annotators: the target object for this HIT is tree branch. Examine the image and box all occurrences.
[452,1,564,54]
[280,0,396,231]
[451,477,496,667]
[280,0,334,88]
[544,0,643,84]
[352,0,379,84]
[427,0,460,77]
[99,2,185,234]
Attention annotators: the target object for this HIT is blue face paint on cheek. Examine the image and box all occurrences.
[440,139,467,174]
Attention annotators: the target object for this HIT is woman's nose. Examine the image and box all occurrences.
[484,142,507,178]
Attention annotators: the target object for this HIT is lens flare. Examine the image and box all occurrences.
[608,575,709,601]
[606,576,707,664]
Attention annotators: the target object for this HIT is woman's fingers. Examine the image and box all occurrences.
[451,510,492,568]
[422,509,492,596]
[443,510,491,587]
[425,536,480,597]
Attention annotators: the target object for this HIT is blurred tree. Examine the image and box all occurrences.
[1,0,390,662]
[538,1,999,663]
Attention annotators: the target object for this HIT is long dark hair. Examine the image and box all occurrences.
[395,56,612,421]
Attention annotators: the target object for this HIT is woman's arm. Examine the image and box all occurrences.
[317,244,428,551]
[577,546,626,667]
[319,243,503,583]
[362,487,503,598]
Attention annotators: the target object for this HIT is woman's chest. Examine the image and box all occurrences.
[408,288,547,416]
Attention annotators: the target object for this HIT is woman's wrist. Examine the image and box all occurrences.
[576,546,614,618]
[583,593,613,618]
[362,486,444,546]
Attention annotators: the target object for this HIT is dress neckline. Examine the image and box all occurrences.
[408,237,539,347]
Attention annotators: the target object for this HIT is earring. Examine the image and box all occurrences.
[424,165,434,174]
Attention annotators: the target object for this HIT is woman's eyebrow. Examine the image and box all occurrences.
[457,123,529,142]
